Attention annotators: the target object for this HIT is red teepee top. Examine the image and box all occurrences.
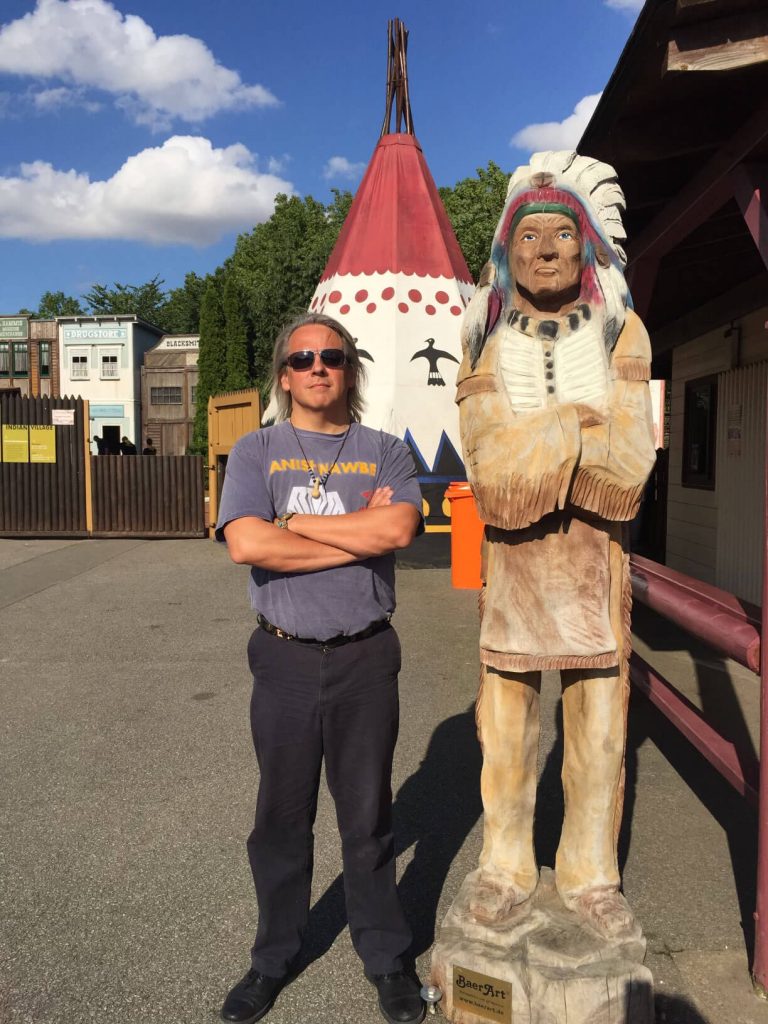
[320,134,473,284]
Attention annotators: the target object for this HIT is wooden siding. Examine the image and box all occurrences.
[666,327,732,581]
[666,307,768,593]
[715,361,767,603]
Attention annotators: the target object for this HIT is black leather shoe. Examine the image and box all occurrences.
[220,969,285,1023]
[366,971,426,1024]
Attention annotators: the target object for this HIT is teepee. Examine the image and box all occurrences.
[308,19,474,530]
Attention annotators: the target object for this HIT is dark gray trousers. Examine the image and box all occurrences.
[245,624,412,977]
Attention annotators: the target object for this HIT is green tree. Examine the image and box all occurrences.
[439,161,510,282]
[190,275,227,455]
[163,272,207,334]
[36,290,85,318]
[222,273,250,392]
[231,190,353,395]
[84,275,169,327]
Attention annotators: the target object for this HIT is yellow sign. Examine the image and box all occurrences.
[30,425,56,463]
[2,425,29,463]
[453,965,512,1023]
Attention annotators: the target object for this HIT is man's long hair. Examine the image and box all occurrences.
[270,313,367,423]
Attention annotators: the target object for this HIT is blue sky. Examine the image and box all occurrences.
[0,0,641,314]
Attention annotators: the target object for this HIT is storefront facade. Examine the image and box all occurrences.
[57,315,164,454]
[140,334,199,455]
[0,317,58,398]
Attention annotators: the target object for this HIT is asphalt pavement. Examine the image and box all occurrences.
[1,537,767,1024]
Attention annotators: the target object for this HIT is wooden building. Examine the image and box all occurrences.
[140,334,199,455]
[580,0,768,604]
[0,317,59,398]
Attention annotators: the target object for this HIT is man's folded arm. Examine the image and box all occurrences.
[223,515,359,572]
[286,502,421,558]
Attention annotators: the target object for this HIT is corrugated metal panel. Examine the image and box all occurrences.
[715,361,768,604]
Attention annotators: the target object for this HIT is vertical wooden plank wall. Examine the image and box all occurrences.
[90,455,205,537]
[0,394,87,535]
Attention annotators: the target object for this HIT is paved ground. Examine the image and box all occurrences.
[1,536,767,1024]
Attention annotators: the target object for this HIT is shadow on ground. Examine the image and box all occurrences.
[631,604,758,961]
[293,704,483,971]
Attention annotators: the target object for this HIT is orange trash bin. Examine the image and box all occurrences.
[444,482,484,589]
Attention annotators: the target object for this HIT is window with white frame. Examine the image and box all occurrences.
[70,352,89,379]
[0,342,8,376]
[100,350,119,379]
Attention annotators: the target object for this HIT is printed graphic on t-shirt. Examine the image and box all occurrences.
[286,485,346,516]
[268,458,378,478]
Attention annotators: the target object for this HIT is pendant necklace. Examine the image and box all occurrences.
[290,422,351,499]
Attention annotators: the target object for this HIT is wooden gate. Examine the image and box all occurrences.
[0,394,88,536]
[90,455,205,537]
[207,388,262,533]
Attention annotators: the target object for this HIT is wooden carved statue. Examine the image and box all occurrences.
[456,151,656,938]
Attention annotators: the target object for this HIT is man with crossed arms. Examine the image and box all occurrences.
[216,313,425,1024]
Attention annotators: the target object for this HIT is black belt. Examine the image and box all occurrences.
[256,613,391,647]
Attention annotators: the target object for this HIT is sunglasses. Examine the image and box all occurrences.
[283,348,349,371]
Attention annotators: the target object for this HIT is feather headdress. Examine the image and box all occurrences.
[462,151,630,368]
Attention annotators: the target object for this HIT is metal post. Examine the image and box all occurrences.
[752,383,768,997]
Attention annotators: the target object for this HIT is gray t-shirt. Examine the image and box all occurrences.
[216,421,423,640]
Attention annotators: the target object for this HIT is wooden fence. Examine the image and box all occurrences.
[0,394,88,535]
[91,455,205,537]
[0,393,205,538]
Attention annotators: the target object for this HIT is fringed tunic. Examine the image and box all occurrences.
[456,307,656,673]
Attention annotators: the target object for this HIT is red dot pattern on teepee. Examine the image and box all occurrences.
[310,284,465,316]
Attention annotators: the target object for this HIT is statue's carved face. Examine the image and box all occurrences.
[509,213,582,313]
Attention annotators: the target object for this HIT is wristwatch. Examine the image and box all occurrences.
[276,512,295,530]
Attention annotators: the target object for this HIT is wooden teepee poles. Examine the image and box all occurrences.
[380,18,414,137]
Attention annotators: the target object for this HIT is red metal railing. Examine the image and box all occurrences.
[628,549,767,992]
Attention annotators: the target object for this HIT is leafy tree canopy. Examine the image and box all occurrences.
[36,290,85,318]
[439,161,509,283]
[231,190,353,394]
[190,273,228,455]
[163,272,207,335]
[83,275,169,327]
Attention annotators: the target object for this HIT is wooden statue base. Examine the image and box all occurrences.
[431,868,653,1024]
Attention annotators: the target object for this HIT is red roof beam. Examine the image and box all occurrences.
[731,162,768,271]
[626,99,768,266]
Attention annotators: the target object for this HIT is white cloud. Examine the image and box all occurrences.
[267,154,291,175]
[323,156,365,181]
[31,86,102,113]
[0,0,279,127]
[0,136,294,245]
[605,0,644,10]
[511,93,602,152]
